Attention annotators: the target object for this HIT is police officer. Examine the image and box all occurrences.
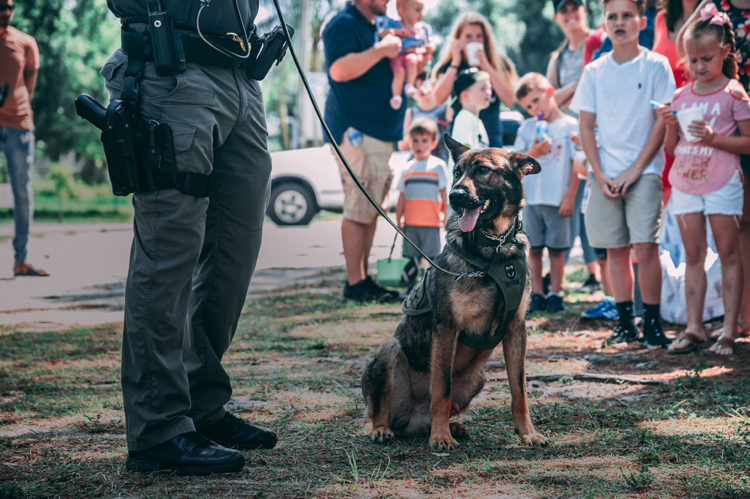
[102,0,276,474]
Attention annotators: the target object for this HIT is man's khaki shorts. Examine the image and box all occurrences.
[332,129,394,224]
[584,172,662,248]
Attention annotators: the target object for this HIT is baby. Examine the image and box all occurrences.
[378,0,434,110]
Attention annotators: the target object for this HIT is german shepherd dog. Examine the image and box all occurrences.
[361,135,548,450]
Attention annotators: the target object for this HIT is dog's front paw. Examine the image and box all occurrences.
[429,432,460,450]
[371,426,394,444]
[449,422,469,440]
[517,427,548,447]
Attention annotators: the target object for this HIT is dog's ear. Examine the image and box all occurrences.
[444,134,470,164]
[509,153,541,180]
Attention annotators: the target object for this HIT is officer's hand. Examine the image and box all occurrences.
[378,33,403,59]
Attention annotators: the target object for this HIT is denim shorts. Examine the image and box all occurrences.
[671,170,744,216]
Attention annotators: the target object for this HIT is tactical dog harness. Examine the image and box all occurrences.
[402,221,528,350]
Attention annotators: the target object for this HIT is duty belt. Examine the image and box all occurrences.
[121,27,250,68]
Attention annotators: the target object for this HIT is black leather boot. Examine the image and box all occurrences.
[197,412,278,450]
[126,431,244,475]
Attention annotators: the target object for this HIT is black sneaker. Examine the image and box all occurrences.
[363,276,400,303]
[601,323,639,348]
[546,294,565,312]
[642,318,672,349]
[527,293,547,315]
[574,274,601,294]
[126,432,244,475]
[542,273,551,296]
[197,412,277,450]
[343,280,376,303]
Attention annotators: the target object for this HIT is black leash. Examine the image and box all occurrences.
[269,0,510,280]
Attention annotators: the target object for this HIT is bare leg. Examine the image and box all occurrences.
[670,213,708,351]
[529,248,544,294]
[361,217,378,279]
[631,243,661,305]
[599,257,612,296]
[405,59,418,88]
[342,218,370,285]
[586,261,600,281]
[606,247,633,302]
[391,67,405,98]
[548,249,564,295]
[706,214,743,354]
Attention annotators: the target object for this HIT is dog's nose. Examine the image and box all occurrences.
[449,187,470,207]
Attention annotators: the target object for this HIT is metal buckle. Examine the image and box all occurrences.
[226,32,247,52]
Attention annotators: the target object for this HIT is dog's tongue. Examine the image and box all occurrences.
[459,206,482,232]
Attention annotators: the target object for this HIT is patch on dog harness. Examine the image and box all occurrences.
[402,268,434,316]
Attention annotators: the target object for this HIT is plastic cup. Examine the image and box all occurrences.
[465,42,484,67]
[676,107,705,142]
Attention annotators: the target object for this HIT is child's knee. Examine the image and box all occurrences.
[405,53,420,66]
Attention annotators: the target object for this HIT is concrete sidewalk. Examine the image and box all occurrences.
[0,219,585,331]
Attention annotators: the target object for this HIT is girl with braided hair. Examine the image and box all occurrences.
[659,5,750,355]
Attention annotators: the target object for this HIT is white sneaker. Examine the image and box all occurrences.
[404,84,417,97]
[389,95,403,110]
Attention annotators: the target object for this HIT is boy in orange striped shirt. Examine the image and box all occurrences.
[395,118,449,267]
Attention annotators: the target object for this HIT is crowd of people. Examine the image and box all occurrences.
[323,0,750,356]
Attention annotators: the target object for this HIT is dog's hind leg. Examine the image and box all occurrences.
[428,326,460,450]
[502,316,548,447]
[361,338,403,443]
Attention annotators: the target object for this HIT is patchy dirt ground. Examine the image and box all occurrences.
[0,268,749,498]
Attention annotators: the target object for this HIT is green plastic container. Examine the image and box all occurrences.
[376,233,419,287]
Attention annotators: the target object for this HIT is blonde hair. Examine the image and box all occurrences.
[431,12,516,83]
[515,72,552,101]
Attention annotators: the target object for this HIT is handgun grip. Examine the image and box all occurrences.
[75,94,108,131]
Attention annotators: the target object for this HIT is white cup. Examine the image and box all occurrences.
[676,107,705,142]
[465,42,484,67]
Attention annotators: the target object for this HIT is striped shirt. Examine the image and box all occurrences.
[397,156,449,227]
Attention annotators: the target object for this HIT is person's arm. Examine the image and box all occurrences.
[439,188,448,226]
[476,50,515,106]
[612,112,667,195]
[396,192,406,229]
[659,96,680,157]
[25,41,39,99]
[579,110,617,198]
[559,168,580,218]
[546,52,560,89]
[546,51,577,108]
[329,33,401,83]
[399,108,413,151]
[433,40,465,104]
[520,138,552,158]
[24,69,38,99]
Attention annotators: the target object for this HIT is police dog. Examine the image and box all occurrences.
[361,135,548,450]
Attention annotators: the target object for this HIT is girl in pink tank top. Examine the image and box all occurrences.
[659,6,750,355]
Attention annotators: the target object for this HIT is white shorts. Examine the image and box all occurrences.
[671,170,744,216]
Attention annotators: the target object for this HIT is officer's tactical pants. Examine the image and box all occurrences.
[102,49,272,451]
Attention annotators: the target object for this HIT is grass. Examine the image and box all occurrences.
[0,272,749,498]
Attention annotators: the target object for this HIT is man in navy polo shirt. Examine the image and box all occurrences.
[324,0,406,303]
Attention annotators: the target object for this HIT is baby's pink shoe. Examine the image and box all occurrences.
[389,95,403,110]
[404,84,417,97]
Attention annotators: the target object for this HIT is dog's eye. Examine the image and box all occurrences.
[453,168,460,178]
[476,166,490,175]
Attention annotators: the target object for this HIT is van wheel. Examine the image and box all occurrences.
[268,181,317,226]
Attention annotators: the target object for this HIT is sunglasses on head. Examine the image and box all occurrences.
[0,5,14,11]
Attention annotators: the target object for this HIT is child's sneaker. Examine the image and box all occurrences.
[642,317,671,349]
[527,293,547,315]
[601,323,638,347]
[546,294,565,312]
[582,297,619,320]
[404,84,417,97]
[389,95,403,110]
[574,274,601,294]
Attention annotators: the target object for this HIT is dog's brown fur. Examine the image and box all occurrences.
[361,135,548,450]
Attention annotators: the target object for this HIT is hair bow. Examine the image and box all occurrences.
[700,3,730,25]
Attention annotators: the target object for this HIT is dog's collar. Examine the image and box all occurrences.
[466,216,522,251]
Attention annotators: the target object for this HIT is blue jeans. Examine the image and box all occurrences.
[564,180,597,265]
[0,126,35,265]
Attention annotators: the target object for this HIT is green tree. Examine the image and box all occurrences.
[12,0,119,183]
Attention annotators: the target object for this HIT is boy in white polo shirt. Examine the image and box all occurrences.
[570,0,675,349]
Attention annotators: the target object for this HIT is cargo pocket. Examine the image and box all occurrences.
[170,124,199,174]
[100,50,127,98]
